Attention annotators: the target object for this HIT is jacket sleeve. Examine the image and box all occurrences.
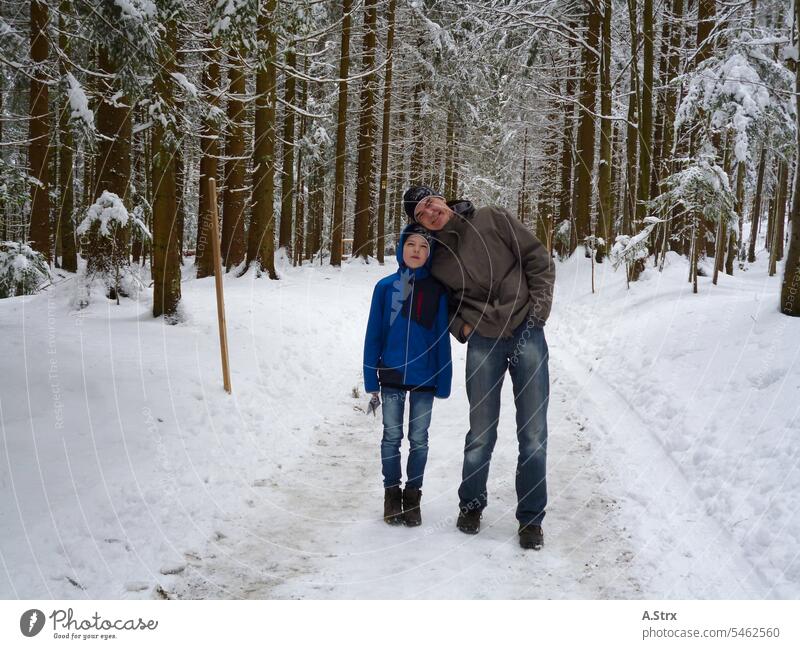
[447,299,469,344]
[497,207,555,326]
[435,292,453,398]
[363,282,385,394]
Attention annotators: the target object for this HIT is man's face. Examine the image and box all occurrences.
[414,196,452,231]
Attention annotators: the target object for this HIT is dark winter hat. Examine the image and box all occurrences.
[403,186,443,222]
[402,222,434,247]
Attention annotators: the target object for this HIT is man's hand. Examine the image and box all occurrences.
[461,323,474,340]
[367,392,381,417]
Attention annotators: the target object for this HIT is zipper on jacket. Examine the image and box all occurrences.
[403,276,415,384]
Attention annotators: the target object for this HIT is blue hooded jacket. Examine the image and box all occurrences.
[363,225,453,398]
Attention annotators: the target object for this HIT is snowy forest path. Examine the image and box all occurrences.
[173,323,648,598]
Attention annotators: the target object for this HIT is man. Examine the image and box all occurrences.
[402,186,555,550]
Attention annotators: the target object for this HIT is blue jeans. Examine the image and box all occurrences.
[458,316,550,525]
[380,387,434,489]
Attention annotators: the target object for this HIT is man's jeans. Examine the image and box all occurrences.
[459,316,550,525]
[380,387,434,489]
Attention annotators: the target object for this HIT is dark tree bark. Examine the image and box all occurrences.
[558,47,575,249]
[352,0,378,259]
[780,0,800,315]
[197,40,220,279]
[443,101,456,199]
[221,49,247,271]
[748,146,768,263]
[93,43,133,272]
[279,45,296,254]
[409,81,423,185]
[330,0,352,266]
[630,0,654,279]
[28,0,51,261]
[597,0,613,260]
[57,1,76,272]
[151,17,181,319]
[622,0,639,239]
[249,0,278,278]
[770,159,788,276]
[376,0,397,265]
[293,51,308,266]
[572,1,601,251]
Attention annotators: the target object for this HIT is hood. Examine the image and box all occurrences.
[433,198,475,241]
[396,223,435,276]
[447,199,475,219]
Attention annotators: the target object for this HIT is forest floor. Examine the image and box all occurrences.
[1,246,798,599]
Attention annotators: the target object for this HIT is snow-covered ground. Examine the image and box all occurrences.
[1,247,798,599]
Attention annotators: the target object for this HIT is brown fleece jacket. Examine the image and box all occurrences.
[429,201,555,343]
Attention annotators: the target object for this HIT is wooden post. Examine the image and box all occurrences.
[208,177,232,394]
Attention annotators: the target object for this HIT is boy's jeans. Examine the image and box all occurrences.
[458,316,550,526]
[380,387,434,489]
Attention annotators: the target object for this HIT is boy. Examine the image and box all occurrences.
[363,223,452,526]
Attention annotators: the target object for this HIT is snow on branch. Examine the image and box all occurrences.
[66,73,94,129]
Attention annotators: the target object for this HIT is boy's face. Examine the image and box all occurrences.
[403,234,430,269]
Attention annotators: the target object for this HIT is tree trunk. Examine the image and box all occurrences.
[714,137,733,284]
[409,81,423,185]
[769,159,788,276]
[57,1,77,272]
[174,36,186,263]
[28,0,51,261]
[95,48,132,209]
[307,161,324,260]
[376,0,397,265]
[151,17,181,319]
[279,45,296,254]
[649,0,671,205]
[538,124,558,253]
[597,0,613,261]
[293,51,308,266]
[131,107,145,265]
[630,0,654,279]
[392,89,408,240]
[776,155,790,262]
[197,41,221,279]
[249,0,278,278]
[748,145,768,263]
[780,0,800,315]
[572,1,601,251]
[444,102,456,199]
[352,0,379,260]
[330,0,352,266]
[221,49,247,271]
[93,43,132,276]
[623,0,639,239]
[519,128,528,222]
[558,48,575,254]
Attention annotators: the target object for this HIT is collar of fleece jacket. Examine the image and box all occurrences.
[396,224,434,279]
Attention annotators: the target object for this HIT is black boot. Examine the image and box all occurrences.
[518,522,544,550]
[456,508,482,535]
[383,486,403,525]
[402,487,422,526]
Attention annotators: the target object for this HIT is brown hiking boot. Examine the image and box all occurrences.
[519,523,544,550]
[384,486,403,525]
[402,487,423,526]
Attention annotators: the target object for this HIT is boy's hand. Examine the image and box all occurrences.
[367,392,381,417]
[461,323,474,339]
